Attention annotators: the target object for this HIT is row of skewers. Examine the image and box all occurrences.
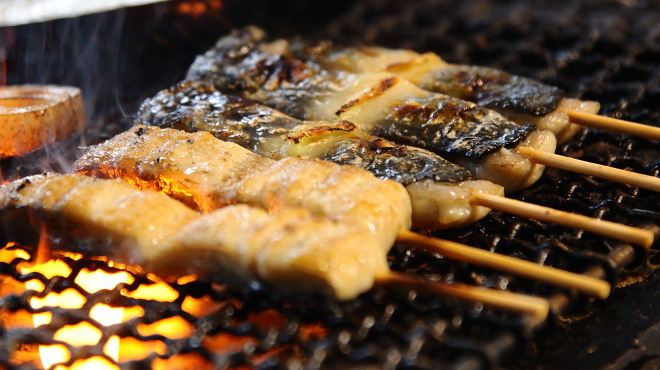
[2,26,660,325]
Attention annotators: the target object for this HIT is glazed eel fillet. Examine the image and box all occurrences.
[137,80,502,229]
[186,27,557,193]
[0,173,390,300]
[74,125,412,249]
[289,37,600,143]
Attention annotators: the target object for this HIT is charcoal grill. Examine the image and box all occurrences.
[2,0,660,368]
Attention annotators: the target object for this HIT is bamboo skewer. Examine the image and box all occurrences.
[396,230,611,299]
[378,271,550,323]
[470,192,655,248]
[517,146,660,192]
[565,109,660,142]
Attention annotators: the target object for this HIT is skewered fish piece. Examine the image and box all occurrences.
[186,26,556,193]
[291,40,600,143]
[72,126,613,298]
[139,81,472,186]
[74,125,412,248]
[0,173,385,300]
[0,173,552,318]
[137,80,501,229]
[135,82,654,246]
[188,27,660,193]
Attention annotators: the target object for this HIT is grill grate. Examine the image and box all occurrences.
[1,244,539,369]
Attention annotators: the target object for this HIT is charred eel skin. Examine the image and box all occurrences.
[186,26,537,160]
[137,80,472,185]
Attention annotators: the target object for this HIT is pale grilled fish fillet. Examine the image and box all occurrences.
[0,173,199,264]
[74,125,412,249]
[0,173,389,300]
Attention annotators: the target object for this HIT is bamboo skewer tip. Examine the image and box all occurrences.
[378,271,550,323]
[396,230,611,300]
[564,109,660,142]
[468,192,655,248]
[517,146,660,193]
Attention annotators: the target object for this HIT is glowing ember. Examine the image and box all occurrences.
[75,268,134,293]
[18,259,71,279]
[177,274,198,284]
[202,333,257,355]
[181,295,225,318]
[112,336,166,362]
[0,275,43,297]
[152,353,213,370]
[54,322,102,346]
[30,289,86,315]
[123,281,179,301]
[248,309,287,330]
[0,243,30,262]
[298,323,328,341]
[137,316,194,339]
[18,257,130,369]
[1,243,255,368]
[38,345,70,369]
[120,306,146,322]
[175,0,222,17]
[54,357,118,370]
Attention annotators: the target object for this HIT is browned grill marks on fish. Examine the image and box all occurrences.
[335,76,398,116]
[386,59,422,73]
[285,121,356,144]
[137,80,473,185]
[455,71,510,96]
[186,27,537,160]
[392,102,439,122]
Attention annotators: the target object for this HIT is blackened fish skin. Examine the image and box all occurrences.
[294,41,564,117]
[423,65,563,116]
[186,26,536,160]
[137,80,472,185]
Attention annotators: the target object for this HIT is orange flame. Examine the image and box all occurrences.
[15,240,129,370]
[2,238,222,368]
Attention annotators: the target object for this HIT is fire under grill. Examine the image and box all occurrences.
[1,227,653,369]
[2,0,660,369]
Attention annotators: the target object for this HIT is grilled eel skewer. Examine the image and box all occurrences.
[286,35,600,144]
[74,126,412,249]
[0,173,552,319]
[70,125,628,299]
[0,173,387,300]
[137,80,503,229]
[187,27,660,193]
[134,81,655,245]
[293,37,660,143]
[186,27,556,193]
